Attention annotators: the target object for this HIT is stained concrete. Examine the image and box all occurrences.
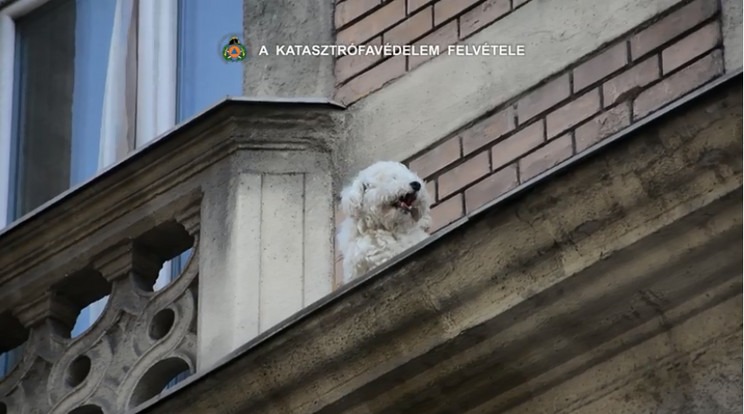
[338,0,688,183]
[722,0,743,72]
[500,293,742,414]
[242,0,335,99]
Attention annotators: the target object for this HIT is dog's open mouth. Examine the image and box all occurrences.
[394,192,417,212]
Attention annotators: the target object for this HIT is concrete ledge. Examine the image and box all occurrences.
[135,63,742,414]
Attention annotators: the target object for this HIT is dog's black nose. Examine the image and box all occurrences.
[410,181,422,191]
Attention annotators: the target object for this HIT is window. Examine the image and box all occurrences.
[176,0,243,121]
[0,0,244,382]
[5,0,135,222]
[10,0,116,217]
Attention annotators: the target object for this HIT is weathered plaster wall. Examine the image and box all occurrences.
[242,0,335,98]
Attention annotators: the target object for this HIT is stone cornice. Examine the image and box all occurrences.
[0,0,17,12]
[0,98,344,319]
[134,74,742,413]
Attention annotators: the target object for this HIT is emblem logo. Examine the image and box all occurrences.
[222,36,247,62]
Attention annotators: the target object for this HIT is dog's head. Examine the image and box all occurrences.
[340,161,432,232]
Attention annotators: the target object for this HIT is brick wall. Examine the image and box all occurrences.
[333,0,726,285]
[334,0,526,105]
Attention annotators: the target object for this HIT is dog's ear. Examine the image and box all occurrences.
[341,180,366,217]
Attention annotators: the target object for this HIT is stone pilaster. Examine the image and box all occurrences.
[197,125,337,370]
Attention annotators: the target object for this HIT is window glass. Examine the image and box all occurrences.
[10,0,116,220]
[176,0,243,122]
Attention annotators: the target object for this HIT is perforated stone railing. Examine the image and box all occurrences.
[0,98,344,413]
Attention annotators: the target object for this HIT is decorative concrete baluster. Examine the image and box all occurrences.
[3,292,80,412]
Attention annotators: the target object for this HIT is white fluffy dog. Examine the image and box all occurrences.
[337,161,432,283]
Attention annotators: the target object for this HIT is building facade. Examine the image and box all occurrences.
[0,0,741,412]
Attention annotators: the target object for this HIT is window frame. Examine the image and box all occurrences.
[0,0,178,229]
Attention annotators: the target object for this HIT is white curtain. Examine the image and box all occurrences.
[136,0,177,147]
[98,0,138,169]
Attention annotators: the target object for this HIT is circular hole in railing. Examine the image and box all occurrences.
[71,296,109,339]
[68,404,103,414]
[129,357,191,408]
[0,343,25,379]
[66,355,91,387]
[0,401,7,414]
[152,249,193,292]
[149,309,176,340]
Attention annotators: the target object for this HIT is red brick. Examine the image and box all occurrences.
[546,88,601,139]
[630,0,719,60]
[602,56,660,107]
[461,107,515,155]
[336,0,381,29]
[409,20,457,69]
[575,102,631,153]
[430,193,464,231]
[337,0,406,45]
[408,136,461,179]
[434,0,480,25]
[518,133,573,182]
[517,74,571,124]
[633,49,723,120]
[491,119,544,171]
[335,37,383,83]
[661,20,721,74]
[464,164,518,212]
[335,55,406,105]
[438,151,490,198]
[573,43,628,92]
[384,6,432,44]
[408,0,434,13]
[459,0,511,39]
[425,180,437,201]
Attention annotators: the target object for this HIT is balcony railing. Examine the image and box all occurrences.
[0,97,344,413]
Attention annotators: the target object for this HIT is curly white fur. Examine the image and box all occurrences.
[337,161,432,283]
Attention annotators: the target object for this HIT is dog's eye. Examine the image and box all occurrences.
[362,183,369,192]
